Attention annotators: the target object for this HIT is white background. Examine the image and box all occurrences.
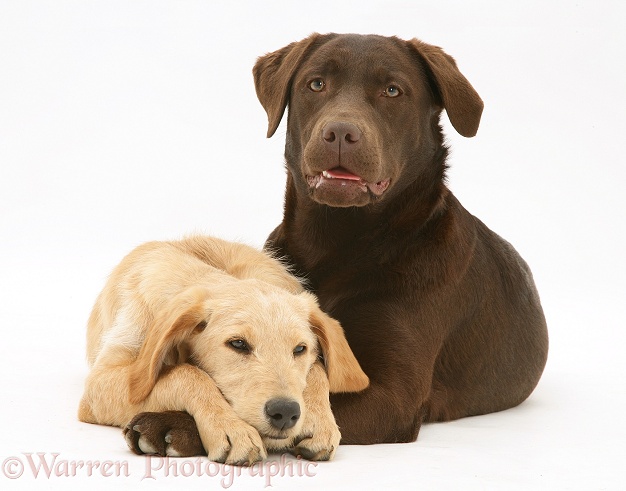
[1,1,625,489]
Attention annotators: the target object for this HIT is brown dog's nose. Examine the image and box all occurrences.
[265,398,301,431]
[322,122,362,154]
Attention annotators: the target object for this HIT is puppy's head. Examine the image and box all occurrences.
[128,280,368,443]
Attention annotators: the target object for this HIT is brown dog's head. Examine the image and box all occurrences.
[128,281,368,443]
[254,33,483,208]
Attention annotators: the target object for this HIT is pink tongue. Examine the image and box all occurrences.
[326,167,361,180]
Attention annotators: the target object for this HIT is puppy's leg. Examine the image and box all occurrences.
[79,363,266,464]
[291,362,341,461]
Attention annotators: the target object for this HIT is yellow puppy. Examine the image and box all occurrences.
[78,236,369,465]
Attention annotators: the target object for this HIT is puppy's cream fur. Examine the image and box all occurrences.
[78,236,369,464]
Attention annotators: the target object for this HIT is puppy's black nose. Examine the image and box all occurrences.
[265,398,301,430]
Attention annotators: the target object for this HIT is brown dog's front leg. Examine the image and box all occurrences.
[329,381,426,444]
[124,410,205,457]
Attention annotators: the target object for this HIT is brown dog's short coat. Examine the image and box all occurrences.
[118,33,548,449]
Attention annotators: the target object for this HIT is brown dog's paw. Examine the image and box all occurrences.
[124,411,205,457]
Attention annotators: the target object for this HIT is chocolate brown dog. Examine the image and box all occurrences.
[124,33,548,452]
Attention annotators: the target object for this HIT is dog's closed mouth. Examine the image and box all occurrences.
[262,434,291,441]
[307,167,390,196]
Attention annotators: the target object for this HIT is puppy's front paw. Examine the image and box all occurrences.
[291,416,340,461]
[124,411,204,457]
[196,414,267,466]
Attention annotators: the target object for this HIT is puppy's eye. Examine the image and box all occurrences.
[383,85,402,98]
[309,79,325,92]
[293,344,307,356]
[228,339,250,353]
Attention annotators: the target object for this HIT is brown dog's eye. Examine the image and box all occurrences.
[309,79,325,92]
[383,85,402,98]
[293,344,307,356]
[229,339,250,353]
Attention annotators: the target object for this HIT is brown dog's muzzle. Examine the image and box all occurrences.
[304,120,391,207]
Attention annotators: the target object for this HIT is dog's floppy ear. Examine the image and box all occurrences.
[407,39,483,137]
[128,287,210,405]
[305,295,369,393]
[253,33,321,138]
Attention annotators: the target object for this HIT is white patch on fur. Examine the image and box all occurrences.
[164,432,182,457]
[165,447,182,457]
[137,435,158,455]
[93,305,143,365]
[125,425,185,457]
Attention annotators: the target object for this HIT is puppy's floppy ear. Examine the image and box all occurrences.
[407,39,483,137]
[128,287,210,405]
[253,33,321,138]
[305,295,369,393]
